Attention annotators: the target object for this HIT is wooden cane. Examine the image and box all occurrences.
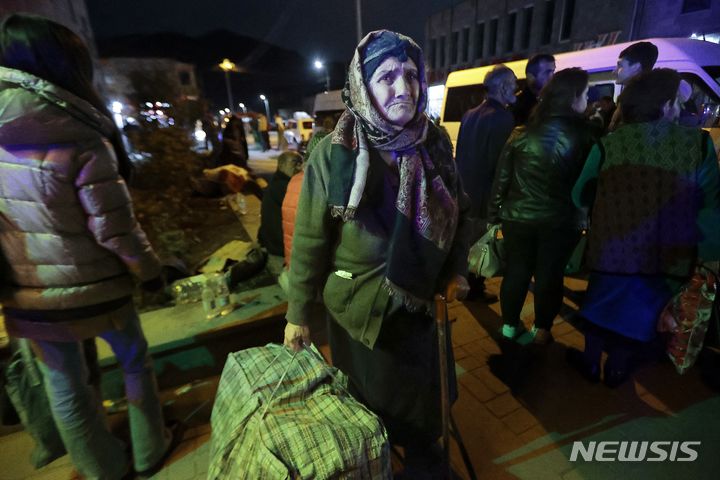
[435,292,452,479]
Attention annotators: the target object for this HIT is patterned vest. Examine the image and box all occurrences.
[587,121,704,277]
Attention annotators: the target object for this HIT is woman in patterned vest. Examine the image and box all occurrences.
[570,68,720,387]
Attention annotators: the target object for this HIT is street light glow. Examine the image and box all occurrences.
[219,58,236,72]
[314,59,324,70]
[259,94,266,100]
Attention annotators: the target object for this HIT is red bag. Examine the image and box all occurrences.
[657,264,719,374]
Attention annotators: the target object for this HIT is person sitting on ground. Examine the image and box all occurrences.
[0,14,180,479]
[258,151,304,271]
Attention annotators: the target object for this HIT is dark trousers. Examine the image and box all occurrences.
[327,308,456,448]
[500,221,581,329]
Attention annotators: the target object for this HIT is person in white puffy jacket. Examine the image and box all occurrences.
[0,14,177,479]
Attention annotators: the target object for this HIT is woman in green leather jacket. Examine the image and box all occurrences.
[488,68,597,344]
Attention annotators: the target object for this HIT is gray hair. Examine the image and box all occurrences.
[484,65,515,95]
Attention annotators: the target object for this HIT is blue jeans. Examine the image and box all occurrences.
[32,306,170,479]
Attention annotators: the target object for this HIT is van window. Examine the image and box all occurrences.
[443,85,487,122]
[703,66,720,87]
[679,72,720,128]
[301,120,314,129]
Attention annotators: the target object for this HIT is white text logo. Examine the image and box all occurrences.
[569,441,700,462]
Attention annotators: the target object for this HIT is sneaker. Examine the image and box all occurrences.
[531,326,554,345]
[502,324,517,339]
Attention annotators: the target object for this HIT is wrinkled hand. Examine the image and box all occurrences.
[283,322,311,352]
[445,275,470,302]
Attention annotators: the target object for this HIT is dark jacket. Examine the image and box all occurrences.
[512,87,537,126]
[488,114,597,229]
[258,171,292,256]
[455,98,515,217]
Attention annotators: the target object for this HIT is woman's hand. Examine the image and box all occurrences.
[283,322,311,352]
[445,274,470,302]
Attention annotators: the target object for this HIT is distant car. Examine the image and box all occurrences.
[283,118,314,148]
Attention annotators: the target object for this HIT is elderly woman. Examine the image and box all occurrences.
[570,68,720,387]
[283,30,471,474]
[487,68,597,345]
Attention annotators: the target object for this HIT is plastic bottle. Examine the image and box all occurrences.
[171,275,206,304]
[213,272,234,316]
[202,277,219,320]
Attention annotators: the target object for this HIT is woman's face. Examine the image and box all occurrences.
[572,85,589,114]
[367,56,420,127]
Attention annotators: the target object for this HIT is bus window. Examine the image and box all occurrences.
[443,84,487,122]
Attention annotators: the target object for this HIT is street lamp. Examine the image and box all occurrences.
[238,102,246,113]
[259,94,270,119]
[218,58,237,112]
[313,59,330,92]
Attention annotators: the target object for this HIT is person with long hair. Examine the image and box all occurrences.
[282,30,471,476]
[0,14,177,478]
[488,68,597,344]
[569,68,720,387]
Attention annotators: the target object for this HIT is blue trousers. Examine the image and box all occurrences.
[32,306,170,480]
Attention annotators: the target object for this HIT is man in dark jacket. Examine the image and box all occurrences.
[455,64,517,301]
[607,41,658,131]
[513,53,555,125]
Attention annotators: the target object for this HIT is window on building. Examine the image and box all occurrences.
[560,0,575,41]
[475,23,485,59]
[489,18,498,56]
[462,27,470,63]
[542,0,555,45]
[682,0,711,13]
[429,38,437,69]
[439,36,446,67]
[451,31,459,65]
[179,71,191,86]
[506,12,517,52]
[522,6,534,50]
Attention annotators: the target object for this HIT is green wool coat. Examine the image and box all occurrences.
[286,130,470,349]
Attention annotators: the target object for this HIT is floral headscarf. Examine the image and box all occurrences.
[327,30,461,310]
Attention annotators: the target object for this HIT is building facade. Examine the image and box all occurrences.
[426,0,720,84]
[99,57,200,123]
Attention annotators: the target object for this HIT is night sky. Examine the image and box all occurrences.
[86,0,457,62]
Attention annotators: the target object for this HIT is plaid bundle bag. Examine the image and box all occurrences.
[208,344,391,479]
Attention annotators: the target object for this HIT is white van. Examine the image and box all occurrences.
[441,38,720,151]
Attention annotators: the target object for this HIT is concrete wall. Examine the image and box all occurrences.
[636,0,720,39]
[426,0,634,84]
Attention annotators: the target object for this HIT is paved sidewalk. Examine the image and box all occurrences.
[4,274,718,479]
